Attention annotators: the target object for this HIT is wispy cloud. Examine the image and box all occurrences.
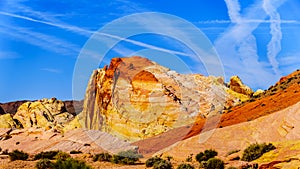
[214,0,288,88]
[0,23,81,56]
[224,0,241,23]
[263,0,282,75]
[41,68,62,74]
[197,19,300,24]
[0,10,199,61]
[0,51,20,59]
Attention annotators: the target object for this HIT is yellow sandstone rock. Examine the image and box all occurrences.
[0,114,17,128]
[13,98,74,131]
[79,56,251,141]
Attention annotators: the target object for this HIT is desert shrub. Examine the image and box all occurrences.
[226,149,240,156]
[185,154,193,162]
[8,149,29,161]
[111,150,143,165]
[54,151,71,160]
[152,159,173,169]
[53,158,92,169]
[227,167,237,169]
[241,143,276,162]
[70,150,82,154]
[92,152,112,162]
[145,156,164,167]
[177,163,194,169]
[195,149,218,163]
[34,151,59,160]
[204,158,224,169]
[36,159,54,169]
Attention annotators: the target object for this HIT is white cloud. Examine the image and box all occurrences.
[0,23,81,56]
[41,68,62,74]
[215,0,288,89]
[224,0,241,22]
[0,51,20,59]
[263,0,283,75]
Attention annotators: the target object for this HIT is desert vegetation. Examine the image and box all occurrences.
[8,149,29,161]
[241,143,276,162]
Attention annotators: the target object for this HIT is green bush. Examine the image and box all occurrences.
[53,158,92,169]
[145,156,164,167]
[54,151,71,160]
[195,149,218,163]
[8,150,29,161]
[177,163,194,169]
[241,143,276,162]
[227,167,237,169]
[185,154,193,162]
[111,150,143,165]
[205,158,224,169]
[92,152,112,162]
[152,159,173,169]
[226,149,240,156]
[34,151,60,160]
[70,150,82,154]
[36,159,54,169]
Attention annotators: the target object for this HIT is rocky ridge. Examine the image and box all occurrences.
[133,69,300,155]
[11,98,74,130]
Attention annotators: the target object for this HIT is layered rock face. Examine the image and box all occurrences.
[80,56,249,141]
[13,98,74,130]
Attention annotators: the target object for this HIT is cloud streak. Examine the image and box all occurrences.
[263,0,282,75]
[41,68,62,74]
[224,0,241,23]
[0,10,199,60]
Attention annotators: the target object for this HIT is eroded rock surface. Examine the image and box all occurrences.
[13,98,74,130]
[80,56,249,141]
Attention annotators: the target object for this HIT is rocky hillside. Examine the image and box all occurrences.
[134,69,300,155]
[79,56,250,141]
[0,100,83,116]
[184,69,300,139]
[0,98,77,131]
[0,128,137,154]
[154,101,300,168]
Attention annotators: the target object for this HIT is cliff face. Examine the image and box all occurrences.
[80,56,248,141]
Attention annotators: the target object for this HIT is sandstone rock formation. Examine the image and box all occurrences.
[134,69,300,155]
[0,128,137,154]
[154,101,300,167]
[0,100,28,115]
[80,56,249,141]
[0,114,17,128]
[13,98,74,130]
[228,76,254,97]
[0,106,5,115]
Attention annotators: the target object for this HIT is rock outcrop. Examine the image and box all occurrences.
[0,100,28,115]
[0,128,136,154]
[134,69,300,155]
[153,101,300,167]
[228,76,254,97]
[80,56,249,141]
[13,98,74,130]
[0,114,17,128]
[0,106,5,115]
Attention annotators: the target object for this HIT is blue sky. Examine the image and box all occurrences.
[0,0,300,102]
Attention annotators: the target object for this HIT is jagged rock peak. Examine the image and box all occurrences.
[229,75,254,96]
